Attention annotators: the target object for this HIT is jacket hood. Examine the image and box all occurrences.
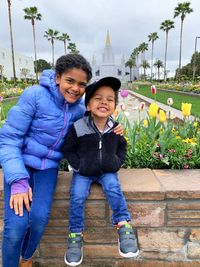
[39,69,82,107]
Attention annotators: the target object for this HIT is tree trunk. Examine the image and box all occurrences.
[7,0,17,86]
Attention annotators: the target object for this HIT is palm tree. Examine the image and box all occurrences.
[148,32,159,81]
[174,2,193,81]
[138,42,148,62]
[23,6,42,83]
[125,57,136,82]
[7,0,17,86]
[44,29,59,67]
[154,59,164,81]
[58,33,71,55]
[0,65,4,86]
[140,60,150,80]
[160,19,175,82]
[68,42,79,54]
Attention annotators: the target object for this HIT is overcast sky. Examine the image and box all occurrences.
[0,0,199,76]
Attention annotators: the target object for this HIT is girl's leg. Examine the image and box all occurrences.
[98,173,131,225]
[2,180,29,267]
[21,168,58,260]
[69,172,93,233]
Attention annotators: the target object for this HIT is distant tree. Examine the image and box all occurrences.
[58,33,71,54]
[148,32,159,81]
[174,2,193,81]
[154,59,164,81]
[68,42,79,54]
[7,0,17,86]
[178,52,200,79]
[0,65,4,85]
[23,6,42,83]
[20,68,30,83]
[125,57,136,82]
[35,59,51,73]
[138,42,148,62]
[140,60,150,80]
[160,19,175,82]
[44,29,60,67]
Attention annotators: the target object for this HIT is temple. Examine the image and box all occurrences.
[91,31,128,81]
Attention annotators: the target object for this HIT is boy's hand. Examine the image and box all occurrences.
[114,123,124,136]
[10,187,33,216]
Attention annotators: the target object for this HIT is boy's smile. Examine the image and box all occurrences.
[87,86,116,122]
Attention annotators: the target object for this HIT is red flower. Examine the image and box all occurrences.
[151,85,157,94]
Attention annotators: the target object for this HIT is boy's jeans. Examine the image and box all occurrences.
[69,172,131,232]
[2,167,58,267]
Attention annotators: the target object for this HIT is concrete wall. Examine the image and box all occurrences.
[1,168,200,267]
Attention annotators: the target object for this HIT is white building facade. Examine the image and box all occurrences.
[91,31,136,82]
[0,46,35,80]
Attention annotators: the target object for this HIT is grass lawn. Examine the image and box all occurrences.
[132,86,200,117]
[0,99,18,127]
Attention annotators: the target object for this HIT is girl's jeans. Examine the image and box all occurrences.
[69,172,131,233]
[2,167,58,267]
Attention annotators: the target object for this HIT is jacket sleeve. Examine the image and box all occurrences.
[116,136,127,166]
[0,88,36,184]
[61,125,80,170]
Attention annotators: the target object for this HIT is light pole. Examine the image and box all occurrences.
[192,36,200,81]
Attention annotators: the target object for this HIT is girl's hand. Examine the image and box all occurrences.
[10,187,33,216]
[114,123,124,136]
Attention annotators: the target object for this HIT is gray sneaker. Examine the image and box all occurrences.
[117,224,139,258]
[64,233,83,266]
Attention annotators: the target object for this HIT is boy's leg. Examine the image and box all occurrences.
[69,172,92,233]
[98,172,131,224]
[21,168,58,260]
[98,173,139,258]
[65,172,92,266]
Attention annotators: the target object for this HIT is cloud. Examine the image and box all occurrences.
[1,0,199,76]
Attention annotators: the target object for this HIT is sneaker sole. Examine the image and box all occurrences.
[118,240,139,258]
[64,249,83,266]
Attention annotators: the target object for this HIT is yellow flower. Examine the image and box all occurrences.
[194,122,198,128]
[181,103,192,117]
[159,110,166,123]
[148,103,159,118]
[143,119,148,127]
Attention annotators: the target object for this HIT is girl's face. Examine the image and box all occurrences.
[56,68,88,103]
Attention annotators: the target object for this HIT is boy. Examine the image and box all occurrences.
[61,77,139,266]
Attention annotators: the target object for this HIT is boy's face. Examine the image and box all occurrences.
[87,86,116,119]
[56,68,87,103]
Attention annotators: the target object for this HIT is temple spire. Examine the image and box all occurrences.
[106,30,111,46]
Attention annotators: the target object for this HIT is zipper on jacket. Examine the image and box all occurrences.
[41,103,68,169]
[99,135,102,167]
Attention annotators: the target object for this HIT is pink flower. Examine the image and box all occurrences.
[151,85,157,94]
[138,102,145,111]
[0,96,3,102]
[183,164,189,169]
[120,103,126,111]
[120,89,129,98]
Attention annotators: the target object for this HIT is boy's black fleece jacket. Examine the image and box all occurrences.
[61,116,127,177]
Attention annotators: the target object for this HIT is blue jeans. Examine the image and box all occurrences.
[2,167,58,267]
[69,172,131,232]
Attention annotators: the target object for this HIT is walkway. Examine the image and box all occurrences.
[121,90,194,122]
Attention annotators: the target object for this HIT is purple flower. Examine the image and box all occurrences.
[120,89,129,98]
[0,96,3,102]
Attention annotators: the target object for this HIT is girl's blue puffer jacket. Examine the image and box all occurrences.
[0,69,85,185]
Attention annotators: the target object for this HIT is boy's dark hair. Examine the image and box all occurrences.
[55,54,92,82]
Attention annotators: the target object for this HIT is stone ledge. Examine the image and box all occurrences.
[1,169,200,200]
[0,168,200,267]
